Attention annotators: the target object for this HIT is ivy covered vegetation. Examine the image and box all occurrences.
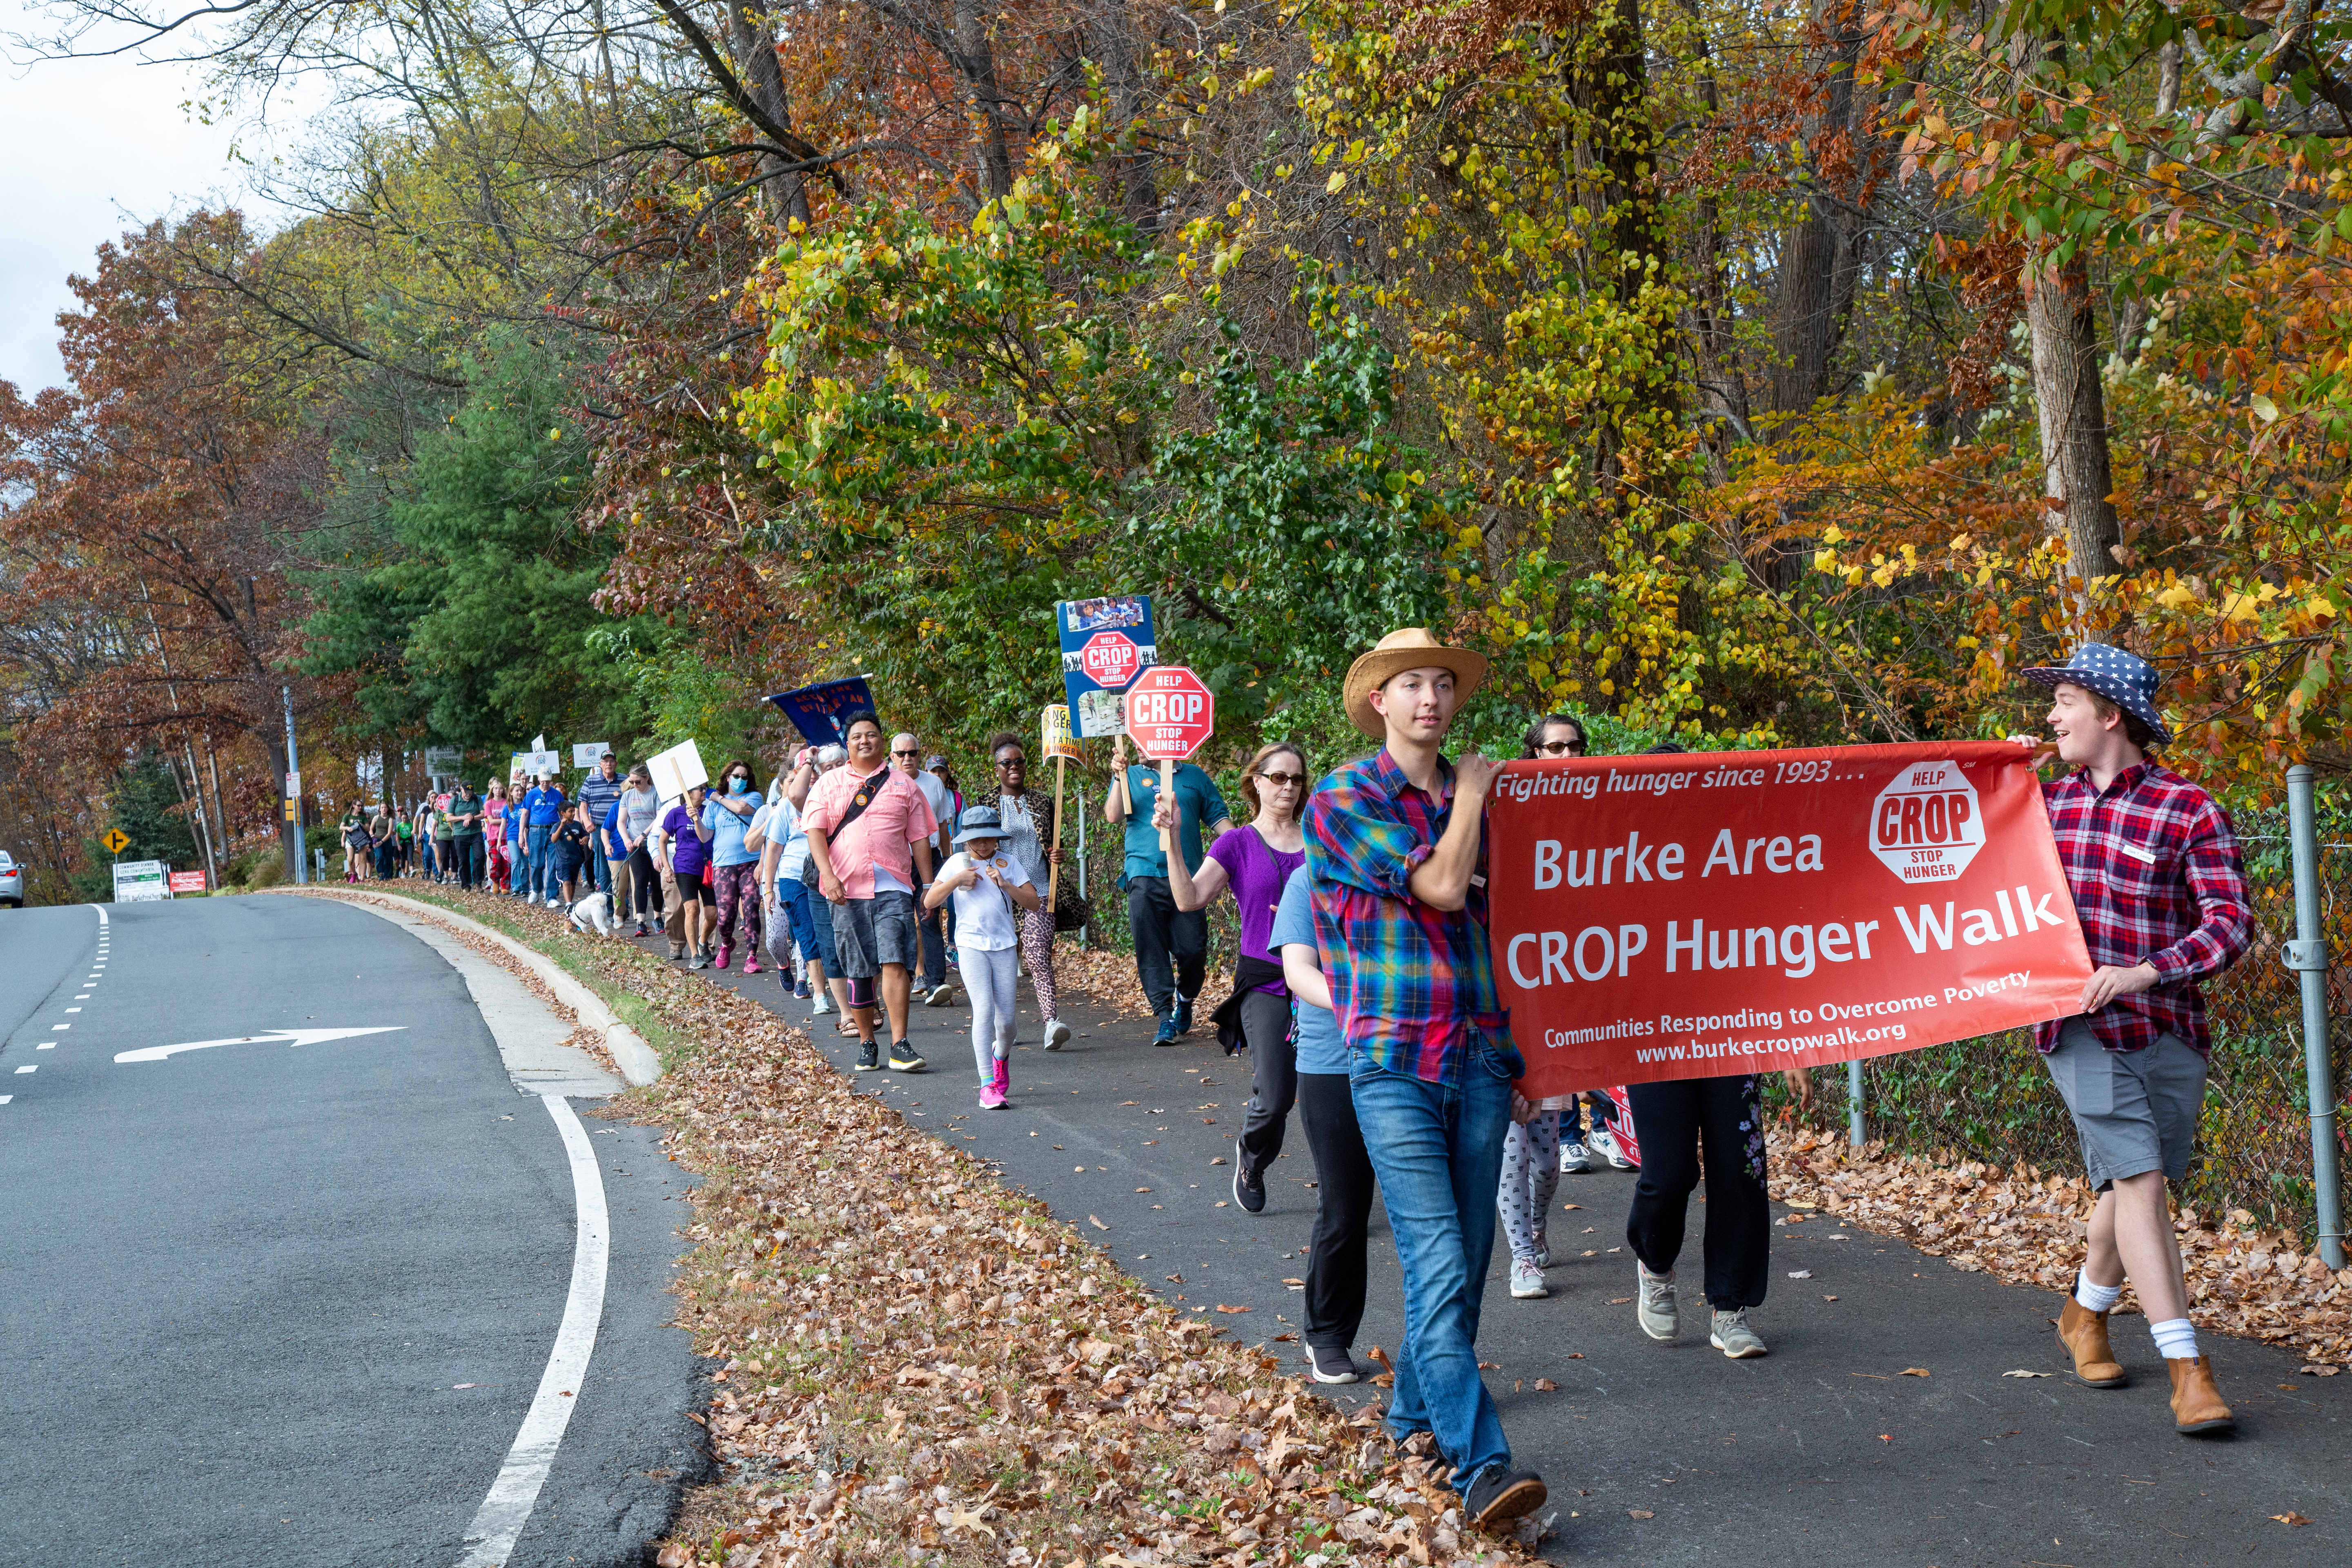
[6,0,2351,893]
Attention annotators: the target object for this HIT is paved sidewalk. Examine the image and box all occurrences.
[616,918,2348,1565]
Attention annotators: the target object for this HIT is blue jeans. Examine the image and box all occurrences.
[525,823,554,898]
[1350,1040,1517,1494]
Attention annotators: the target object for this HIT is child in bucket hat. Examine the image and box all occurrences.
[922,806,1042,1108]
[2011,641,2253,1434]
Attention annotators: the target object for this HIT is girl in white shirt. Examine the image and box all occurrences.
[923,805,1040,1108]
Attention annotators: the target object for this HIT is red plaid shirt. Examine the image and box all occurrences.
[2036,761,2252,1055]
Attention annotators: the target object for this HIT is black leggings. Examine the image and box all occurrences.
[1295,1071,1377,1351]
[626,844,663,917]
[1237,989,1298,1177]
[1624,1074,1772,1310]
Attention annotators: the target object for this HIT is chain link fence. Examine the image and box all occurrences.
[1768,835,2352,1247]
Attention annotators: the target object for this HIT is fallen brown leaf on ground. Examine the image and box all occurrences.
[1901,1368,1931,1378]
[307,889,1545,1568]
[2272,1511,2312,1526]
[1768,1128,2352,1370]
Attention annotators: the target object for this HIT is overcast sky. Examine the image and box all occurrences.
[0,2,268,395]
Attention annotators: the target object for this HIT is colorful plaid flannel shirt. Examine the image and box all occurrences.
[1306,748,1521,1083]
[2036,760,2252,1055]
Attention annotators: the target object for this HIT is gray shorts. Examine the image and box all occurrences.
[831,889,919,980]
[2041,1018,2207,1189]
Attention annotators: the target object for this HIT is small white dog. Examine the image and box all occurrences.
[566,890,617,936]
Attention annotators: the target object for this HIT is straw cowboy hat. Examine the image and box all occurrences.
[1343,628,1490,739]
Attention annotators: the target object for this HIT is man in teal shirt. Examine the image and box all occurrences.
[1104,732,1234,1043]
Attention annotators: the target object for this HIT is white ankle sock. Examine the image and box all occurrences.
[2149,1317,2200,1360]
[2074,1273,2123,1314]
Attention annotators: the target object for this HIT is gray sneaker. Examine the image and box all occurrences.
[1710,1307,1768,1359]
[1560,1140,1593,1174]
[1637,1262,1678,1341]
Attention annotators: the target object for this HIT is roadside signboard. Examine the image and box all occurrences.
[765,676,878,744]
[100,828,131,854]
[647,738,709,803]
[113,860,169,903]
[1040,705,1081,761]
[423,746,462,775]
[1124,667,1214,760]
[168,870,208,895]
[1056,595,1155,739]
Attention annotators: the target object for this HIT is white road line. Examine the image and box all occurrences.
[65,1008,81,1013]
[36,1044,53,1050]
[50,1025,68,1031]
[0,1095,10,1104]
[453,1094,609,1568]
[92,905,106,925]
[14,1066,34,1074]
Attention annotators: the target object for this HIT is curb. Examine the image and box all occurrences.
[280,886,662,1086]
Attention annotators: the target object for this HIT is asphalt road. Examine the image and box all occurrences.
[0,895,706,1566]
[650,911,2351,1566]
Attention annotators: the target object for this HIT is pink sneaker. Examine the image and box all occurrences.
[714,944,731,970]
[743,955,761,974]
[980,1058,1009,1108]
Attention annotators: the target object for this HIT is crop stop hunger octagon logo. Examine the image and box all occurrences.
[1869,759,1986,883]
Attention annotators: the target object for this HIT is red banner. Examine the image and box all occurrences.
[1486,742,2092,1096]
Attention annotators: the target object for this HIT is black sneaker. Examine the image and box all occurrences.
[1304,1343,1359,1385]
[1464,1464,1548,1530]
[888,1038,928,1073]
[1174,996,1195,1035]
[855,1039,880,1072]
[1233,1145,1265,1213]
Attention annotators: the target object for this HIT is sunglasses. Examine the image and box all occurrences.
[995,755,1026,768]
[891,748,920,757]
[1257,771,1308,789]
[1536,739,1586,756]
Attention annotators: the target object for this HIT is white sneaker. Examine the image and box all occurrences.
[1044,1018,1072,1051]
[1560,1140,1593,1174]
[1510,1258,1549,1299]
[1711,1307,1768,1359]
[812,995,833,1016]
[1589,1125,1636,1170]
[1637,1261,1677,1341]
[547,898,561,909]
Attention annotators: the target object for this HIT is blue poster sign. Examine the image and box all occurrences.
[1056,595,1156,739]
[765,676,878,745]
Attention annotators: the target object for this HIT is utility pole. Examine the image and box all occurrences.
[283,684,308,885]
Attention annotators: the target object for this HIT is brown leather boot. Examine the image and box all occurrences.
[2055,1296,2126,1386]
[2167,1354,2235,1434]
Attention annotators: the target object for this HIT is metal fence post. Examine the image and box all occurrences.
[1848,1058,1865,1147]
[2285,764,2345,1269]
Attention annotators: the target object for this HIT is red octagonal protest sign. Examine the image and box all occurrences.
[1125,667,1214,761]
[1079,630,1143,689]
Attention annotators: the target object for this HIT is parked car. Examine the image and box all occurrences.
[0,849,22,907]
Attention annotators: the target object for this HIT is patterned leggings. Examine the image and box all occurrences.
[1497,1109,1563,1264]
[1016,906,1058,1021]
[710,862,762,951]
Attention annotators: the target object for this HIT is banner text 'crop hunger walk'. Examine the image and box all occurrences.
[1484,742,2095,1095]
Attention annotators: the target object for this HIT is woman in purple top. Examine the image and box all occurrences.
[1158,742,1309,1215]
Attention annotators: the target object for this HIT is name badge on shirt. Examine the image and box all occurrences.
[2115,841,2157,864]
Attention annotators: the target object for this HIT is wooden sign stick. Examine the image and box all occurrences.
[1158,755,1176,858]
[1049,754,1066,909]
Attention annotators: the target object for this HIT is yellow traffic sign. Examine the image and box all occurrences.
[101,828,130,854]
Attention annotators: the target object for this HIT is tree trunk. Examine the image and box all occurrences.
[2029,256,2122,596]
[956,0,1016,201]
[1767,7,1867,420]
[1088,0,1160,231]
[725,4,813,227]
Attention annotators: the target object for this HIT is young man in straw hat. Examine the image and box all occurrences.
[2011,643,2251,1433]
[1305,626,1548,1528]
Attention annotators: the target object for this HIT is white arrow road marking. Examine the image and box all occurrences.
[113,1027,406,1063]
[455,1094,608,1567]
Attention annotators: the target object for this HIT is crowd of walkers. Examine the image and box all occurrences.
[330,623,2248,1530]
